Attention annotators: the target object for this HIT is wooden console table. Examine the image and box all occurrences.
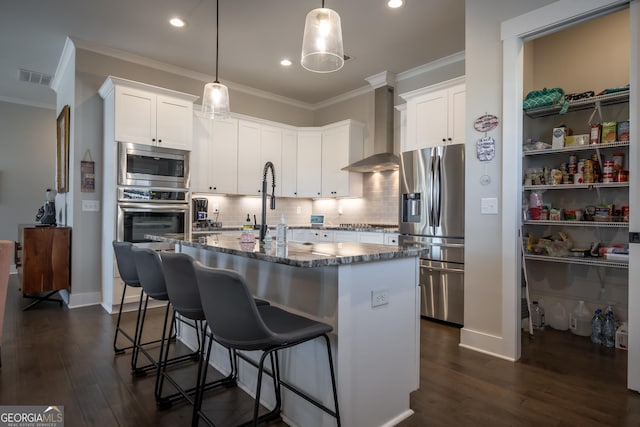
[15,225,71,310]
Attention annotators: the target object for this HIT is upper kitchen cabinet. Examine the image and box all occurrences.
[99,77,198,151]
[321,120,364,197]
[237,120,262,195]
[237,120,285,196]
[280,130,298,198]
[192,114,238,194]
[296,130,322,197]
[400,77,465,152]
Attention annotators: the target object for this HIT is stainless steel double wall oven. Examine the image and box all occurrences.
[117,142,190,248]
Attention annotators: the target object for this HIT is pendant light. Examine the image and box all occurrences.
[201,0,230,119]
[301,0,344,73]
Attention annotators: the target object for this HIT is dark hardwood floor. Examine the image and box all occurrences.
[2,275,639,426]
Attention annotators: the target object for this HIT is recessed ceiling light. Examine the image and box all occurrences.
[280,59,292,67]
[169,17,186,28]
[387,0,405,8]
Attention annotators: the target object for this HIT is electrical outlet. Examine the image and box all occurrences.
[371,290,389,308]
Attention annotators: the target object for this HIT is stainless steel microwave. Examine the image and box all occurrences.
[118,142,189,188]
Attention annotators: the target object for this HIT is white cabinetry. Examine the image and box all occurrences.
[237,120,262,195]
[260,125,283,197]
[192,114,238,194]
[333,230,358,242]
[297,130,323,198]
[237,120,284,196]
[281,130,298,198]
[400,77,465,152]
[321,120,364,197]
[104,77,197,151]
[358,232,384,244]
[384,232,399,246]
[309,229,334,242]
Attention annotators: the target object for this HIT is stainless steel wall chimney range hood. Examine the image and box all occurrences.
[342,85,399,173]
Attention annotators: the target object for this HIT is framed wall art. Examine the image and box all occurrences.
[56,105,70,193]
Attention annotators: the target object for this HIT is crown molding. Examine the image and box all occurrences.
[71,38,315,111]
[50,37,76,93]
[366,71,397,89]
[396,51,465,82]
[0,95,55,110]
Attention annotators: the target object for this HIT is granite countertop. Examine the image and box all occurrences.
[147,232,424,268]
[191,225,400,234]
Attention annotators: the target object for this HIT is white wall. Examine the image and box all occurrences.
[0,102,56,248]
[461,0,557,358]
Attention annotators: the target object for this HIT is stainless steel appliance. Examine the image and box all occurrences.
[118,142,189,188]
[399,144,465,325]
[117,188,190,250]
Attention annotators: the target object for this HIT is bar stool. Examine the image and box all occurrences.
[130,247,200,383]
[193,262,341,427]
[112,241,165,359]
[156,252,237,411]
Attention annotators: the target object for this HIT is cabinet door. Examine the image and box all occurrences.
[21,227,70,294]
[191,114,211,193]
[321,126,350,197]
[333,230,357,242]
[156,95,193,150]
[384,232,399,245]
[114,85,156,145]
[290,228,309,242]
[210,118,238,194]
[412,89,448,149]
[448,84,466,145]
[260,126,283,197]
[281,130,298,197]
[297,131,322,198]
[237,120,262,195]
[358,232,384,244]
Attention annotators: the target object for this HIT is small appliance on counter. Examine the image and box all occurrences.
[192,197,208,223]
[310,214,324,228]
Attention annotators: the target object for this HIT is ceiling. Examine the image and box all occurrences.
[2,0,465,109]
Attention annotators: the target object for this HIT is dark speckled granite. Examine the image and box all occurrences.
[147,232,425,268]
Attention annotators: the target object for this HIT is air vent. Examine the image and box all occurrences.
[343,54,352,62]
[18,68,52,86]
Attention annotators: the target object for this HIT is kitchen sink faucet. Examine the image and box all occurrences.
[260,161,276,241]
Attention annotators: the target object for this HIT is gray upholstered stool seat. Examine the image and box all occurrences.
[131,247,200,384]
[157,252,239,414]
[193,263,340,427]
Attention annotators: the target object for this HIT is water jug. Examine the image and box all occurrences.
[569,300,591,337]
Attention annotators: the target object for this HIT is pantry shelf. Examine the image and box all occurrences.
[524,254,628,269]
[523,220,628,228]
[524,91,629,118]
[523,182,629,191]
[523,140,630,156]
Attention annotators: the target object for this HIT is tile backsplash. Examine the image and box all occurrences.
[194,170,399,228]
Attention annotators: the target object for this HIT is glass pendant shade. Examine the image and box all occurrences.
[301,7,344,73]
[201,82,230,119]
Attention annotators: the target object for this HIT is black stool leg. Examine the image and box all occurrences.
[131,294,150,374]
[113,283,130,354]
[323,334,341,427]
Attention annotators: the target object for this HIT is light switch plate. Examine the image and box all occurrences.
[82,200,100,212]
[480,197,498,214]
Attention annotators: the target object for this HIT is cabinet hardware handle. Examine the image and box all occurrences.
[158,139,162,143]
[442,138,446,142]
[447,137,452,141]
[152,138,156,142]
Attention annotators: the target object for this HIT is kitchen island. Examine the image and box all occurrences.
[148,232,426,427]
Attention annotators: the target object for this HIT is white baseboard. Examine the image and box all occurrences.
[101,298,166,315]
[10,264,17,274]
[68,291,102,308]
[459,327,517,362]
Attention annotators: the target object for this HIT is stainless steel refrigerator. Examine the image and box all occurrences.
[399,144,465,325]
